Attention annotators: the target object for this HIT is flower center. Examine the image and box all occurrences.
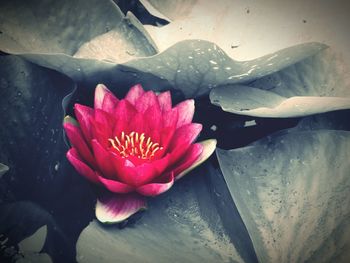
[108,131,163,160]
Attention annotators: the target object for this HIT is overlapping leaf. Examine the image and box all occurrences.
[210,48,350,117]
[216,117,350,262]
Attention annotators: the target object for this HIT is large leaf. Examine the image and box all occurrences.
[0,0,156,56]
[142,0,350,63]
[0,1,329,98]
[76,166,259,263]
[210,48,350,117]
[0,55,96,262]
[216,129,350,262]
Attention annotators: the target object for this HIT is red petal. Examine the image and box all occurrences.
[94,84,110,109]
[102,92,119,114]
[109,153,138,185]
[125,84,145,105]
[97,172,134,194]
[128,112,148,135]
[168,123,202,164]
[93,109,114,137]
[135,91,158,113]
[96,192,146,223]
[132,155,170,186]
[63,123,96,167]
[136,172,174,197]
[144,104,162,142]
[162,108,178,128]
[67,148,99,183]
[157,91,172,112]
[74,104,94,142]
[91,139,115,179]
[175,99,195,128]
[90,118,110,149]
[171,143,203,178]
[113,100,137,135]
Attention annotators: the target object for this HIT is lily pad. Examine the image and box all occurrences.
[141,0,350,64]
[76,169,255,263]
[216,129,350,262]
[0,1,329,98]
[0,163,9,178]
[13,41,326,99]
[210,48,350,117]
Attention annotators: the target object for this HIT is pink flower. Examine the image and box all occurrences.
[63,84,216,223]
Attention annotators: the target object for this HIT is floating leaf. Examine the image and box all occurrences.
[0,163,9,178]
[18,225,47,253]
[210,48,350,117]
[77,172,248,263]
[142,0,350,63]
[216,129,350,262]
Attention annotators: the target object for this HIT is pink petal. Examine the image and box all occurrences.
[90,118,110,149]
[135,91,159,113]
[171,143,203,178]
[136,172,174,197]
[175,139,217,180]
[74,104,94,142]
[63,123,96,167]
[91,139,115,179]
[97,172,134,194]
[169,123,202,151]
[109,153,138,185]
[94,84,110,110]
[174,99,195,128]
[157,91,172,112]
[67,148,99,184]
[113,100,137,135]
[96,192,146,223]
[125,84,145,105]
[162,108,178,128]
[102,92,119,114]
[168,123,202,164]
[93,109,114,138]
[144,104,162,142]
[132,155,170,186]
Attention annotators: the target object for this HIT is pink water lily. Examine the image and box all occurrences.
[63,84,216,223]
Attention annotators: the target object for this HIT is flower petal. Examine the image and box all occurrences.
[135,91,158,113]
[157,91,172,112]
[97,172,134,194]
[63,122,96,167]
[67,148,99,184]
[91,139,115,179]
[144,104,162,142]
[174,99,195,128]
[125,84,145,105]
[113,100,137,135]
[74,104,94,142]
[109,153,138,185]
[168,123,202,164]
[94,84,110,109]
[136,172,174,197]
[93,109,114,137]
[171,143,203,177]
[102,92,119,114]
[175,139,217,180]
[133,155,170,186]
[96,192,146,224]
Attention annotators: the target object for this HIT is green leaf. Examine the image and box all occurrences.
[77,172,246,263]
[0,163,9,178]
[210,48,350,117]
[216,129,350,262]
[14,41,325,99]
[0,0,156,56]
[18,225,47,253]
[141,0,350,64]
